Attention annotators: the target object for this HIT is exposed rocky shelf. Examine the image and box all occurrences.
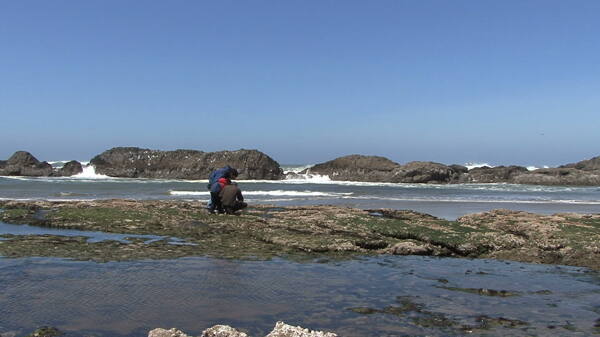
[1,199,598,270]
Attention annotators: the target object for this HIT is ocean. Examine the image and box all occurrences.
[1,163,599,220]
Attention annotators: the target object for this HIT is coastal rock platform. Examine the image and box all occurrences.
[1,199,599,270]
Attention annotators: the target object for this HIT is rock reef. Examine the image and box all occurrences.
[1,199,599,270]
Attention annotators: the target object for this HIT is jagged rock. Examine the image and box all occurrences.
[391,161,458,183]
[147,322,335,337]
[302,154,400,182]
[201,325,248,337]
[89,147,283,180]
[460,165,529,183]
[449,164,469,174]
[0,151,52,177]
[148,328,191,337]
[561,155,600,171]
[265,322,337,337]
[388,241,433,255]
[55,160,83,177]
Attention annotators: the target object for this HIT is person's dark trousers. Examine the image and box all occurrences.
[209,192,224,213]
[224,201,248,214]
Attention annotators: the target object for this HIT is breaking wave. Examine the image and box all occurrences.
[169,190,354,197]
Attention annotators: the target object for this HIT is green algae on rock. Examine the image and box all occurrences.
[1,199,599,270]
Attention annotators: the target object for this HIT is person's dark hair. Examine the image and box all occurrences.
[230,168,239,178]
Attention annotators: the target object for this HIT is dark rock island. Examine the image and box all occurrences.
[90,147,283,180]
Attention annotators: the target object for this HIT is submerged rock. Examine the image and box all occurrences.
[24,327,63,337]
[90,147,283,180]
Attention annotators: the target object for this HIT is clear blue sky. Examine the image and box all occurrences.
[1,1,599,166]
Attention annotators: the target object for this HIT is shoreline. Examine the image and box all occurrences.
[1,199,599,270]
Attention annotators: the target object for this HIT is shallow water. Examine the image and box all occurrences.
[0,256,598,337]
[0,221,190,245]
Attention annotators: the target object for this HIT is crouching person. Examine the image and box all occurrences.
[219,183,247,214]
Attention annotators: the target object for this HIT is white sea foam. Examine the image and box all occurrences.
[72,165,110,179]
[465,162,494,170]
[526,165,550,171]
[281,164,315,174]
[169,190,353,197]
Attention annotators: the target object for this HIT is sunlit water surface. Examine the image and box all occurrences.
[0,256,599,337]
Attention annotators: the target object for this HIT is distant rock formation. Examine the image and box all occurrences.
[3,149,600,186]
[303,155,464,184]
[301,155,399,182]
[304,154,600,186]
[458,166,529,183]
[0,151,53,176]
[90,147,284,180]
[561,155,600,171]
[148,321,337,337]
[512,167,600,186]
[390,161,461,183]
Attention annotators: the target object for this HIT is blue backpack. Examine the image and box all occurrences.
[207,166,233,190]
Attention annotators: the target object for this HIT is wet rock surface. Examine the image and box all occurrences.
[148,322,336,337]
[1,199,599,269]
[90,147,283,180]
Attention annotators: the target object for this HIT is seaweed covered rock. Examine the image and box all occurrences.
[90,147,283,180]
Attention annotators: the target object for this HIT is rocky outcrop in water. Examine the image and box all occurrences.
[301,155,399,182]
[54,160,83,177]
[458,165,529,183]
[90,147,283,180]
[0,151,53,177]
[304,154,600,186]
[148,322,337,337]
[302,155,462,183]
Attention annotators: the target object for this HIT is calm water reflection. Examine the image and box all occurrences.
[0,256,599,336]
